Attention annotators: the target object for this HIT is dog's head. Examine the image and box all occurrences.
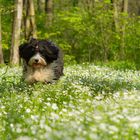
[19,38,59,68]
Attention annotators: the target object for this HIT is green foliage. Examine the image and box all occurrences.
[36,1,140,66]
[96,61,136,70]
[1,0,140,67]
[0,0,14,62]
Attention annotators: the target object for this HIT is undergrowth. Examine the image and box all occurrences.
[1,64,140,140]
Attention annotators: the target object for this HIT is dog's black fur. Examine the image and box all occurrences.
[19,38,63,84]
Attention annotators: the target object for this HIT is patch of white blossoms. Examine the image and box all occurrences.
[1,64,140,139]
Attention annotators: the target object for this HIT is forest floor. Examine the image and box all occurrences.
[1,64,140,140]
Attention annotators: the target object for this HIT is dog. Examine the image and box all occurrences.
[19,38,64,84]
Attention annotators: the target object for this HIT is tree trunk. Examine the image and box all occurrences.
[37,0,45,12]
[78,0,94,12]
[0,12,4,64]
[86,0,95,11]
[122,0,128,13]
[112,0,128,60]
[24,0,37,40]
[45,0,53,27]
[10,0,23,65]
[120,0,128,59]
[73,0,79,7]
[112,0,120,32]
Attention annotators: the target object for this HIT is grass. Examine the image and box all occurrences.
[1,64,140,140]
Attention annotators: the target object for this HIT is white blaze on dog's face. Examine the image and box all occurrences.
[28,53,47,68]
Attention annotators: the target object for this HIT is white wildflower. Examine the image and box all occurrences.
[99,123,107,131]
[17,136,31,140]
[108,125,119,133]
[26,108,31,113]
[129,123,140,129]
[47,98,51,101]
[16,127,22,133]
[62,108,67,112]
[10,123,14,128]
[31,115,39,122]
[52,103,58,110]
[45,102,51,107]
[51,112,59,120]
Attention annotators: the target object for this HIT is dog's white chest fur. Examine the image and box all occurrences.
[24,65,54,83]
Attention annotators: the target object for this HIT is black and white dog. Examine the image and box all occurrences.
[19,38,63,84]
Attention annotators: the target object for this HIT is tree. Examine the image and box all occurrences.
[45,0,53,27]
[10,0,23,65]
[112,0,120,32]
[120,0,128,59]
[0,12,4,64]
[112,0,128,60]
[37,0,45,12]
[72,0,79,7]
[128,0,140,15]
[79,0,95,12]
[24,0,37,40]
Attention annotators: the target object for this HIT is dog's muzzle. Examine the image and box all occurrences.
[28,53,47,68]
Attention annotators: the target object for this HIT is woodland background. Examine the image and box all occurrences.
[1,1,140,139]
[0,0,140,68]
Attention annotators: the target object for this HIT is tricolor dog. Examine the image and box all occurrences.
[19,38,63,84]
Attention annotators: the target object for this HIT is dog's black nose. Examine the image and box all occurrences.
[35,59,39,63]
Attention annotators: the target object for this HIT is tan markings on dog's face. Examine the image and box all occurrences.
[28,53,47,68]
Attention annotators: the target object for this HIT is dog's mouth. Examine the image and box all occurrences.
[32,63,46,68]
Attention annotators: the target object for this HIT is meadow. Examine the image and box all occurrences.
[1,64,140,140]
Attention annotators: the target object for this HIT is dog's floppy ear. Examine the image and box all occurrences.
[47,41,59,60]
[29,38,38,46]
[41,40,59,61]
[19,43,28,58]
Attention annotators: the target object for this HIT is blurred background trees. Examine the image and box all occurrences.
[0,0,140,68]
[23,0,37,40]
[10,0,23,65]
[0,10,4,64]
